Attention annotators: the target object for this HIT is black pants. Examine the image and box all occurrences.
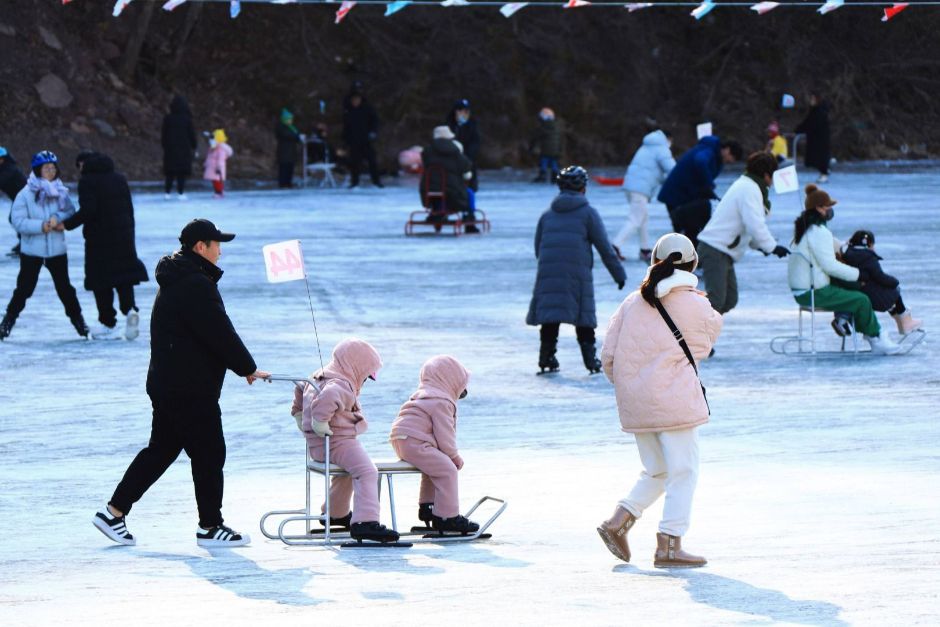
[111,396,227,528]
[667,199,712,249]
[93,284,137,328]
[277,162,295,188]
[5,253,82,322]
[348,142,380,186]
[164,175,187,195]
[540,322,595,345]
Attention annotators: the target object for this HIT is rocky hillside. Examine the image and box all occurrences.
[1,0,939,181]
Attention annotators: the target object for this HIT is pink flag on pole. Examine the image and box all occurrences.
[162,0,187,11]
[564,0,591,8]
[624,3,653,11]
[882,3,909,21]
[750,2,780,15]
[500,2,528,17]
[336,0,356,23]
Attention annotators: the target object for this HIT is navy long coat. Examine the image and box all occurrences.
[526,191,626,328]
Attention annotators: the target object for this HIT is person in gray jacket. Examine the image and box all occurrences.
[613,129,675,262]
[527,166,626,374]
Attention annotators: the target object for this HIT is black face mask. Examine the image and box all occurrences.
[459,389,468,399]
[824,207,835,221]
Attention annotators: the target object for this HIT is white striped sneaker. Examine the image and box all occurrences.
[123,311,140,340]
[93,507,136,546]
[196,524,250,548]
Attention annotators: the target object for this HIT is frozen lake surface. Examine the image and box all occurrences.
[0,167,937,626]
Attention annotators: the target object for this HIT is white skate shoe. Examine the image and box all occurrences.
[123,311,140,340]
[866,332,901,355]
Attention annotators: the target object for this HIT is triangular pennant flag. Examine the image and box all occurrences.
[162,0,187,10]
[441,0,470,5]
[62,0,74,4]
[112,0,133,17]
[230,0,240,18]
[272,0,297,4]
[750,2,779,15]
[385,0,411,16]
[818,0,843,15]
[624,3,653,11]
[691,1,715,20]
[500,2,527,17]
[564,0,591,8]
[335,0,356,23]
[882,3,908,21]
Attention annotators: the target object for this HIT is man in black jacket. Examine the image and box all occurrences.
[66,152,148,340]
[94,219,269,548]
[0,146,27,257]
[447,99,481,191]
[342,83,383,189]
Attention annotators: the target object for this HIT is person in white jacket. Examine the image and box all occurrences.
[613,129,675,262]
[697,152,790,314]
[787,184,900,355]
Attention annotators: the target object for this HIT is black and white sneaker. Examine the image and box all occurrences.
[93,507,136,546]
[196,524,250,547]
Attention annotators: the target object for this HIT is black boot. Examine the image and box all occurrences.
[579,341,602,374]
[0,313,13,341]
[70,314,89,339]
[319,511,352,530]
[417,503,439,528]
[350,521,400,543]
[532,172,547,183]
[538,339,560,373]
[432,515,480,534]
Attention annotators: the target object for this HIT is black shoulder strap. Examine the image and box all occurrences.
[653,299,698,375]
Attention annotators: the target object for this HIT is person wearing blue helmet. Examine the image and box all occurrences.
[0,150,89,341]
[0,146,27,258]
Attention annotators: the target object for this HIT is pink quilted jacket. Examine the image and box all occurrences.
[600,271,722,433]
[290,338,382,442]
[389,355,470,459]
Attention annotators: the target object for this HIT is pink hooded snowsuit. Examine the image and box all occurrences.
[291,338,383,524]
[389,355,470,519]
[203,143,233,182]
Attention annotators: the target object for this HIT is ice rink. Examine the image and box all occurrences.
[0,166,937,626]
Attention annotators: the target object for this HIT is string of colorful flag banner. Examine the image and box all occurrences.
[82,1,920,25]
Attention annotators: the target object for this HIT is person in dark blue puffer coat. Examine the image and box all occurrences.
[526,166,627,374]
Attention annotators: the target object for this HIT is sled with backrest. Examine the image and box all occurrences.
[258,375,507,547]
[404,165,491,236]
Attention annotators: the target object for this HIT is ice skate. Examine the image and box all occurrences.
[93,506,136,546]
[816,174,829,183]
[196,524,250,547]
[830,313,854,337]
[893,311,923,335]
[311,511,352,534]
[653,533,706,568]
[349,521,400,543]
[416,502,439,529]
[538,340,560,374]
[123,311,140,340]
[70,315,90,339]
[91,324,121,340]
[432,515,480,535]
[176,193,188,201]
[163,193,172,200]
[579,340,602,374]
[0,314,13,341]
[465,224,481,234]
[596,506,636,562]
[866,332,901,355]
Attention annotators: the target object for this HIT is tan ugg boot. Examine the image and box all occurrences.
[893,311,923,335]
[596,505,636,562]
[653,532,707,568]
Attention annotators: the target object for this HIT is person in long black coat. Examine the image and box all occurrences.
[0,148,27,256]
[95,219,267,548]
[527,166,626,374]
[64,152,148,338]
[447,99,481,191]
[161,95,197,198]
[420,128,474,228]
[795,92,831,182]
[343,86,383,188]
[275,108,302,188]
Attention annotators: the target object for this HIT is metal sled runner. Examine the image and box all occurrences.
[405,165,491,236]
[259,376,507,547]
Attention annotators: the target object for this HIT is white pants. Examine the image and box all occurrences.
[619,428,699,537]
[612,191,650,251]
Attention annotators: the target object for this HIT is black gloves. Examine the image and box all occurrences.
[616,280,625,290]
[771,245,790,258]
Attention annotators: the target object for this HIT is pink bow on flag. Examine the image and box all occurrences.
[818,0,844,15]
[750,2,780,15]
[624,3,653,11]
[564,0,591,8]
[691,1,715,20]
[336,0,356,23]
[162,0,187,10]
[500,2,528,17]
[882,3,908,21]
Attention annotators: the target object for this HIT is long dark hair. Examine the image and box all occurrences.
[641,253,696,306]
[849,229,875,248]
[793,209,826,245]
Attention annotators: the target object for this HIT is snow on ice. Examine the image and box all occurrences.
[0,166,937,625]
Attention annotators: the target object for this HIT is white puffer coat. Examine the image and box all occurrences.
[787,223,859,293]
[622,130,676,198]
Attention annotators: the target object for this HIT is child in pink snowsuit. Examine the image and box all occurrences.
[389,355,479,534]
[203,129,233,198]
[290,338,399,542]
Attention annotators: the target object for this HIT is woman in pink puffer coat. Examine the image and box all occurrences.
[597,233,722,569]
[290,338,399,543]
[389,355,479,534]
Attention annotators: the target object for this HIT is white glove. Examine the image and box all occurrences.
[292,412,303,432]
[311,420,333,437]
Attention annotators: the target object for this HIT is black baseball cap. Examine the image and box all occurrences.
[179,219,235,248]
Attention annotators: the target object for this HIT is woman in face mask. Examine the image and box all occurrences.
[786,184,900,354]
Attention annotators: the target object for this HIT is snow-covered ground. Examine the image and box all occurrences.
[1,167,937,626]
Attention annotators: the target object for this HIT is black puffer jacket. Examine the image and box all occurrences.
[0,157,27,202]
[343,97,380,147]
[64,154,148,291]
[161,96,197,177]
[146,249,257,401]
[841,245,900,312]
[419,139,472,213]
